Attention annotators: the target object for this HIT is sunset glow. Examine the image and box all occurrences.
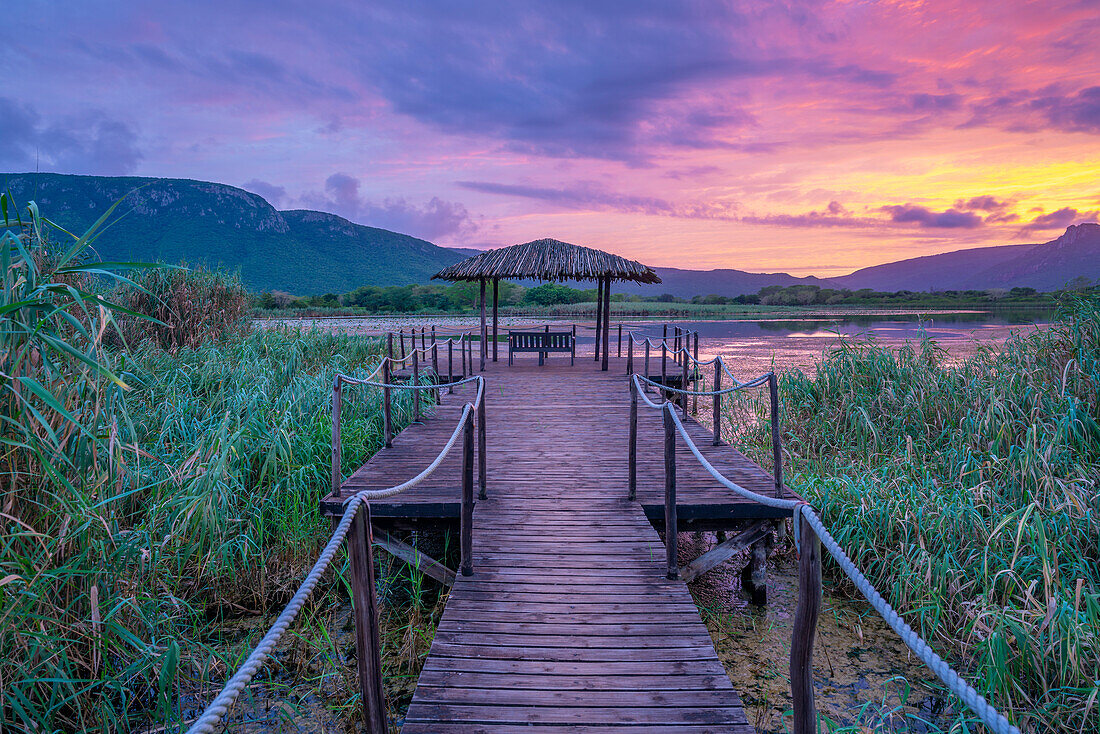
[5,1,1099,274]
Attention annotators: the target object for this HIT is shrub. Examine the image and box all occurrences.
[113,265,249,350]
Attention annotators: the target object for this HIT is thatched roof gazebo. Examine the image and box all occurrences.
[433,238,661,371]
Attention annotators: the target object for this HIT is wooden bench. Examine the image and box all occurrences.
[508,330,574,366]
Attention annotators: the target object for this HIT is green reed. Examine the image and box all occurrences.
[0,198,436,731]
[723,297,1099,733]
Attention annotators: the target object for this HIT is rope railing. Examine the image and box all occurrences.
[627,373,1020,734]
[187,374,486,734]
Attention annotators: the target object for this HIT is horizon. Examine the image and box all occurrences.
[4,2,1099,276]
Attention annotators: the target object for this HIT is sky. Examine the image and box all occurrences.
[3,1,1099,276]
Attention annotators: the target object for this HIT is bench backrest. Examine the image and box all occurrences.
[508,331,573,350]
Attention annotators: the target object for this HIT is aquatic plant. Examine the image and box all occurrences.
[0,197,431,731]
[728,296,1099,733]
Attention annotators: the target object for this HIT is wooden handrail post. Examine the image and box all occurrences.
[626,333,634,375]
[617,323,622,357]
[681,350,689,416]
[448,340,454,394]
[382,360,392,448]
[693,332,699,415]
[348,503,387,733]
[769,372,784,497]
[420,327,426,351]
[628,379,638,501]
[399,330,406,360]
[412,350,420,421]
[432,326,439,369]
[477,392,487,500]
[791,511,821,734]
[644,341,651,388]
[331,377,342,494]
[661,341,668,402]
[663,407,678,580]
[461,411,475,576]
[712,359,722,445]
[387,332,394,360]
[468,337,473,378]
[572,324,577,361]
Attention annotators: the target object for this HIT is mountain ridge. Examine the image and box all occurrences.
[3,173,1095,296]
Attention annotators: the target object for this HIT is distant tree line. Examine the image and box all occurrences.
[253,278,1095,314]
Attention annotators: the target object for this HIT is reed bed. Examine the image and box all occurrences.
[0,200,436,731]
[721,297,1099,733]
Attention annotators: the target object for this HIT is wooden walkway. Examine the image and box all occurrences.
[324,354,797,732]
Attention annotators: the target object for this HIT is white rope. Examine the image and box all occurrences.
[633,372,770,396]
[186,383,481,733]
[649,395,1020,734]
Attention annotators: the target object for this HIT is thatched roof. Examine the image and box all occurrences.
[432,238,661,284]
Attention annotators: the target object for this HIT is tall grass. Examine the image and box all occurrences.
[730,297,1099,733]
[1,200,430,731]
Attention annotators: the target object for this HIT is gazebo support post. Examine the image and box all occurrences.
[601,277,611,371]
[594,276,603,362]
[479,277,486,372]
[492,278,499,363]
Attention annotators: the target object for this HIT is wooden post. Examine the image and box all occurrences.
[661,340,668,402]
[594,277,603,362]
[769,372,784,497]
[626,333,634,375]
[448,340,454,394]
[461,411,475,576]
[572,324,577,361]
[617,323,622,357]
[387,332,393,361]
[791,512,821,734]
[479,278,486,372]
[477,390,487,500]
[628,378,638,501]
[412,350,420,421]
[693,332,699,415]
[467,336,473,378]
[331,377,342,493]
[663,407,678,580]
[420,327,426,351]
[712,359,722,445]
[492,278,499,362]
[461,336,467,378]
[601,278,611,372]
[348,503,387,733]
[681,350,689,416]
[432,327,438,373]
[382,360,392,448]
[644,340,651,386]
[399,330,406,360]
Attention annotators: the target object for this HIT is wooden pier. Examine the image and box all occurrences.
[322,354,799,732]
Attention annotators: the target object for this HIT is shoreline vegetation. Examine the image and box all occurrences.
[2,203,1096,733]
[250,280,1089,320]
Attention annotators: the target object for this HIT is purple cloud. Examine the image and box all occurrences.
[242,179,288,208]
[1022,207,1100,231]
[0,98,142,175]
[301,173,477,241]
[457,180,738,220]
[882,204,982,229]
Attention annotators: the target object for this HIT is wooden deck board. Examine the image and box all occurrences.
[322,356,789,732]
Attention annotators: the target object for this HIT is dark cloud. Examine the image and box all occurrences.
[301,173,477,241]
[242,179,289,208]
[340,3,895,163]
[955,195,1010,212]
[0,98,142,174]
[966,85,1100,135]
[742,201,877,228]
[457,180,738,220]
[881,204,982,228]
[1022,207,1100,231]
[909,93,963,112]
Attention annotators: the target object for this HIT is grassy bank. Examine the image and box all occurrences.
[727,296,1099,732]
[0,203,441,730]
